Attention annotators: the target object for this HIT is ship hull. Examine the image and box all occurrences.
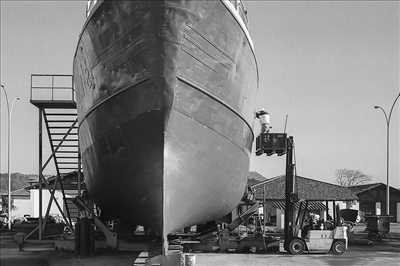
[74,0,258,236]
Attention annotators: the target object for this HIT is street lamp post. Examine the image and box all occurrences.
[374,91,400,216]
[0,84,20,230]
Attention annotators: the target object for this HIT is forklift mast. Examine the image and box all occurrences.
[254,113,348,255]
[284,136,296,250]
[255,131,297,252]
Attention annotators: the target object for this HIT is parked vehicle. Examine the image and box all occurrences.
[12,215,65,238]
[365,215,391,241]
[339,209,359,234]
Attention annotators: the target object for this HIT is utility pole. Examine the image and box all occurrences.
[0,84,3,214]
[0,84,20,230]
[374,91,400,216]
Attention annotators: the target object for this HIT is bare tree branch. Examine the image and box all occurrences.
[335,169,372,187]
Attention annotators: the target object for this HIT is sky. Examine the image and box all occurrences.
[1,1,399,188]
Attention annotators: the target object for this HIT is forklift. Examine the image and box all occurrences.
[286,200,348,255]
[255,110,348,255]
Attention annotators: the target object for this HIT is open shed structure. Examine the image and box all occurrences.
[250,175,358,229]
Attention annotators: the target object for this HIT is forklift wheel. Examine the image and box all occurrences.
[288,238,305,255]
[331,240,346,255]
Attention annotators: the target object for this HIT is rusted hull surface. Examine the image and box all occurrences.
[73,0,258,236]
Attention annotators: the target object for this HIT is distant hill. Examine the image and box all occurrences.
[247,171,267,186]
[0,173,37,194]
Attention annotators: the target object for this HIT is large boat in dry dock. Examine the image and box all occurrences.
[73,0,259,242]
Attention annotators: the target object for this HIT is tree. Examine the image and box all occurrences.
[335,169,372,187]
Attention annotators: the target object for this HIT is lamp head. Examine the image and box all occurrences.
[374,106,380,109]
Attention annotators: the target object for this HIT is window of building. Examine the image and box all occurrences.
[375,202,381,215]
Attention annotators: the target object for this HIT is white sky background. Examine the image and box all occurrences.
[1,1,399,187]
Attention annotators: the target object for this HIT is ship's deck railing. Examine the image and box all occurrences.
[30,74,76,107]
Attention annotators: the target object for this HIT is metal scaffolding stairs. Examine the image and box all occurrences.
[43,109,80,175]
[28,74,84,240]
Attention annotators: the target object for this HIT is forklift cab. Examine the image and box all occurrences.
[288,201,348,255]
[290,225,348,255]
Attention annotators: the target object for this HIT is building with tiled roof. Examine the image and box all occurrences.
[251,175,358,201]
[348,183,400,222]
[246,173,358,230]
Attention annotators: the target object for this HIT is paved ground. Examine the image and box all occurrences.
[194,250,400,266]
[1,225,400,266]
[1,246,399,266]
[194,224,400,266]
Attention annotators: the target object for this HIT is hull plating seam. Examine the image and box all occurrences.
[77,74,254,148]
[173,106,250,156]
[184,24,235,64]
[77,77,151,127]
[221,0,259,85]
[75,1,258,83]
[177,75,254,139]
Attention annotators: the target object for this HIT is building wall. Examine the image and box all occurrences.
[264,201,276,225]
[11,197,33,220]
[31,189,64,218]
[358,186,400,222]
[276,209,284,230]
